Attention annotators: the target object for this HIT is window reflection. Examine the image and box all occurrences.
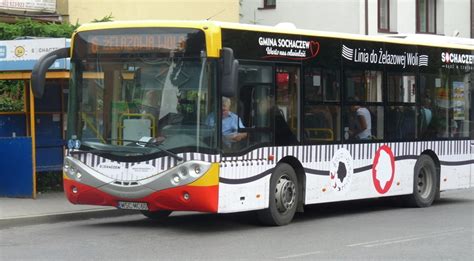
[304,105,341,142]
[345,70,382,102]
[388,73,416,103]
[419,72,471,139]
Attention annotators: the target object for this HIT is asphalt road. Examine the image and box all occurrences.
[1,188,473,260]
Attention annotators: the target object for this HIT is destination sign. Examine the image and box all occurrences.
[88,34,187,54]
[74,28,205,57]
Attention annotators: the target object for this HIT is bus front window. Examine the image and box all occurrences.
[68,28,218,156]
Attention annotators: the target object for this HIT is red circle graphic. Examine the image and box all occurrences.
[372,145,395,194]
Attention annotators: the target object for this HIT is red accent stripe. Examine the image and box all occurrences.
[63,179,218,213]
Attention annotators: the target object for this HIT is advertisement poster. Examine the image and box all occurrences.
[452,81,465,120]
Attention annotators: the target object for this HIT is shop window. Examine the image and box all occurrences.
[263,0,276,9]
[378,0,390,32]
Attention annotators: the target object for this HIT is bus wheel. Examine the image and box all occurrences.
[258,163,298,226]
[141,210,172,221]
[405,155,438,208]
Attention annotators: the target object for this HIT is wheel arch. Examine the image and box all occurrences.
[278,156,306,212]
[420,149,441,178]
[419,149,441,200]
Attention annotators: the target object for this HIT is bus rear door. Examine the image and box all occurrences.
[471,140,474,187]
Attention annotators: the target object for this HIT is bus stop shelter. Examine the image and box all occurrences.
[0,38,69,198]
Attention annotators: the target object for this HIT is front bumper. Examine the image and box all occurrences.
[63,156,219,212]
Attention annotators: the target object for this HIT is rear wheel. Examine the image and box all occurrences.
[405,155,438,207]
[257,163,298,226]
[141,210,172,221]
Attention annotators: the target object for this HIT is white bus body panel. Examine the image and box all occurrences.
[305,159,415,204]
[69,140,472,214]
[218,161,271,213]
[439,154,472,190]
[217,141,473,213]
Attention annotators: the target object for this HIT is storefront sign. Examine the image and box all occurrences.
[0,0,56,13]
[0,38,70,71]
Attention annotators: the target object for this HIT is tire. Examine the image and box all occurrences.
[257,163,299,226]
[141,210,172,221]
[405,155,438,208]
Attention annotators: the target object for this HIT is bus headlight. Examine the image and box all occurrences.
[189,164,204,178]
[171,174,181,185]
[69,166,77,177]
[63,161,70,172]
[180,167,189,178]
[194,165,201,175]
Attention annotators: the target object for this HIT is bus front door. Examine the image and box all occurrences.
[275,65,300,145]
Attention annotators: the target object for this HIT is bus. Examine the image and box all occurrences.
[31,21,473,226]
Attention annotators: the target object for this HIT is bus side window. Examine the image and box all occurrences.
[227,64,274,152]
[344,70,384,141]
[302,67,341,143]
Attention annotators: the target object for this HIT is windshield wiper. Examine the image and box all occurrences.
[80,141,149,156]
[106,138,183,161]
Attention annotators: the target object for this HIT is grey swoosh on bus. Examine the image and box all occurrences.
[419,55,429,66]
[342,45,354,60]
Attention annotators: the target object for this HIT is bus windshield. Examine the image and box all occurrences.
[68,28,218,157]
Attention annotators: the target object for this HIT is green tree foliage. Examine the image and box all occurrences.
[0,80,24,112]
[0,18,79,40]
[92,13,114,23]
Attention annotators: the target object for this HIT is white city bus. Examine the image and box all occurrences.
[32,21,473,225]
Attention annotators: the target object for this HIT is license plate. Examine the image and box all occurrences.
[117,201,148,210]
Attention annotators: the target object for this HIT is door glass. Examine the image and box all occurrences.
[276,66,300,145]
[224,64,273,154]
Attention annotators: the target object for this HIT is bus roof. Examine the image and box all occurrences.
[75,20,474,51]
[216,21,474,51]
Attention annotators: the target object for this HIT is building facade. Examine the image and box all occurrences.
[0,0,61,22]
[1,0,239,24]
[241,0,473,38]
[57,0,240,24]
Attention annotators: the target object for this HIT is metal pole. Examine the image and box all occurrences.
[29,81,37,199]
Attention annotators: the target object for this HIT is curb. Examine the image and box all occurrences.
[0,209,138,229]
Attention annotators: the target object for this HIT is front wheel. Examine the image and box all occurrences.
[404,155,438,207]
[257,163,299,226]
[141,210,172,221]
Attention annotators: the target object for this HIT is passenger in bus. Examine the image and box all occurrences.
[206,96,247,147]
[348,98,372,140]
[419,98,432,136]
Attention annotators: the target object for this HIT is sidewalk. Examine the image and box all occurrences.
[0,192,136,228]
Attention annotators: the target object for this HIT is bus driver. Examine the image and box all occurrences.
[206,96,247,147]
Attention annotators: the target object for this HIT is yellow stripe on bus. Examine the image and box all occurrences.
[189,163,219,187]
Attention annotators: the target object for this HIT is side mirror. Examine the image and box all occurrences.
[220,47,238,97]
[31,47,70,98]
